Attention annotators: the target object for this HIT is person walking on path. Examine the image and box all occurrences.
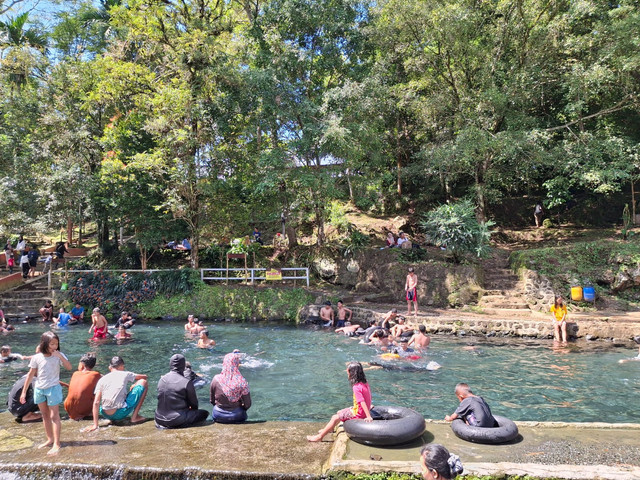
[405,267,419,317]
[534,202,544,228]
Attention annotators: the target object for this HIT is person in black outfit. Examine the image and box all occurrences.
[114,311,135,329]
[155,354,209,429]
[55,242,68,259]
[7,375,41,423]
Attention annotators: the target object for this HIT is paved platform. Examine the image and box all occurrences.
[1,412,640,479]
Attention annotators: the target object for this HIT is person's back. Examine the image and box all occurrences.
[155,354,208,428]
[409,325,431,348]
[8,374,40,422]
[64,354,101,420]
[446,383,495,428]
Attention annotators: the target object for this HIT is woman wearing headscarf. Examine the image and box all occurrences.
[209,351,251,423]
[155,354,209,429]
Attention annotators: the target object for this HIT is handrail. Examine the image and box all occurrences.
[201,267,310,287]
[50,267,311,287]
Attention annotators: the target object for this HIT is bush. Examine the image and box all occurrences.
[69,269,201,316]
[139,285,314,322]
[542,218,553,228]
[420,200,494,263]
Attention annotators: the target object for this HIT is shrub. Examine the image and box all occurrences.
[69,269,201,316]
[420,200,493,263]
[542,218,553,228]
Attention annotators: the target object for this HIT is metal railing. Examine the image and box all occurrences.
[201,268,310,287]
[47,267,311,291]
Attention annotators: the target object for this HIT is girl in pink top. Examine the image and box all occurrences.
[307,361,372,442]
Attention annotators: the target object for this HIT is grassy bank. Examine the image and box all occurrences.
[510,239,640,294]
[139,284,315,322]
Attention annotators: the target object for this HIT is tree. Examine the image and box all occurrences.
[0,12,48,90]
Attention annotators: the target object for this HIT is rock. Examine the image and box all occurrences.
[458,330,466,336]
[586,334,597,341]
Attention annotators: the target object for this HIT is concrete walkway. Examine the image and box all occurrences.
[1,412,640,479]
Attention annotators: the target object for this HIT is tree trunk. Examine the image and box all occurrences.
[66,218,73,246]
[286,226,298,248]
[140,245,147,271]
[632,180,637,224]
[346,168,354,203]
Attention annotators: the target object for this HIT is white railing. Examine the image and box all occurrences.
[48,267,311,291]
[201,268,310,287]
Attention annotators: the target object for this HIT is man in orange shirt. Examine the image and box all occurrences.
[64,353,101,420]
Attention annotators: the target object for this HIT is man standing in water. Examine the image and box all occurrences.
[405,267,419,317]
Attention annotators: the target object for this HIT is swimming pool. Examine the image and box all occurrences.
[1,322,639,423]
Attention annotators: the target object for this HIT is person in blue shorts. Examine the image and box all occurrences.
[83,356,148,432]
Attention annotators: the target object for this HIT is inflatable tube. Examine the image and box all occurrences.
[380,353,400,360]
[343,405,425,446]
[450,415,518,444]
[212,405,247,424]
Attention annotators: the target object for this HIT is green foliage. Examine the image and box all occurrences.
[421,200,494,263]
[69,269,201,315]
[329,201,351,234]
[542,218,553,229]
[510,239,640,293]
[139,285,314,322]
[341,229,369,257]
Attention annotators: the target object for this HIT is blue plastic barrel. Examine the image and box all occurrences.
[583,286,596,302]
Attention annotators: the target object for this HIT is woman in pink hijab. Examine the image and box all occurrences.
[209,351,251,423]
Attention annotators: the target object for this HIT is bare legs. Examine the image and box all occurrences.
[407,300,418,317]
[130,379,148,424]
[553,322,567,344]
[37,402,62,455]
[307,413,341,442]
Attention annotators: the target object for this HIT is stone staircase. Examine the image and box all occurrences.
[478,250,531,316]
[1,278,52,321]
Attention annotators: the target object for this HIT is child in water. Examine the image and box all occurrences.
[197,330,216,348]
[307,361,373,442]
[20,331,72,455]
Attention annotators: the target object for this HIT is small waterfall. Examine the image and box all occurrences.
[0,463,318,480]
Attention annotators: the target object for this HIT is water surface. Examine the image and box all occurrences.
[1,322,639,423]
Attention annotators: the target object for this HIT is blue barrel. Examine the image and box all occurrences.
[583,286,596,302]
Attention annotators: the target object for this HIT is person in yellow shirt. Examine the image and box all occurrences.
[550,296,568,344]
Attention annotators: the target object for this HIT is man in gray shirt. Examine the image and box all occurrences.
[83,356,148,431]
[444,383,496,427]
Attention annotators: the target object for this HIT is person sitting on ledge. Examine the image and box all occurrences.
[83,356,148,431]
[445,383,496,427]
[40,300,54,322]
[210,351,251,424]
[7,374,41,423]
[155,354,209,429]
[64,353,101,421]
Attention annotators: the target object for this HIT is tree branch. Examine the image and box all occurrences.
[545,97,634,132]
[0,0,27,16]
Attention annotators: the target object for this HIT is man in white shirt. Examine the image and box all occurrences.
[83,356,147,431]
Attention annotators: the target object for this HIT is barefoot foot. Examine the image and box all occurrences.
[130,416,148,425]
[47,445,60,456]
[307,434,324,442]
[38,441,53,449]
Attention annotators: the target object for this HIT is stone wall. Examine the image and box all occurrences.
[312,249,481,308]
[521,269,556,312]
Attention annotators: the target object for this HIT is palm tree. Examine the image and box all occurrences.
[0,12,47,89]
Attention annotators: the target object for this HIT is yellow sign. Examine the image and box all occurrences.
[265,269,282,281]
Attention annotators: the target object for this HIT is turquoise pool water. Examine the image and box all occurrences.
[1,322,639,423]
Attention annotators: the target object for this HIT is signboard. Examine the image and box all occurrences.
[265,269,282,281]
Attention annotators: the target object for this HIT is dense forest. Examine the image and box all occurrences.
[1,0,639,267]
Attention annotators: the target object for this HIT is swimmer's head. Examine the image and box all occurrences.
[200,330,209,338]
[1,345,10,355]
[419,325,426,334]
[324,301,331,306]
[337,300,343,306]
[454,383,472,399]
[391,308,398,314]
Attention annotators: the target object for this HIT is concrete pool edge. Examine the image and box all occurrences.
[2,414,640,479]
[330,420,640,480]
